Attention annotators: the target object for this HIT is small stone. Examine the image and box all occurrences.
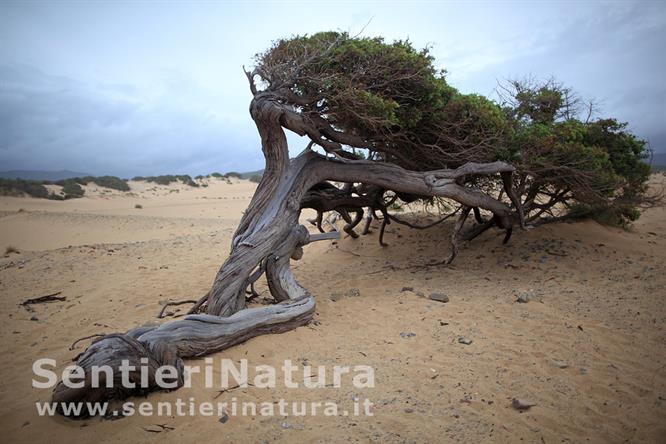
[281,421,293,429]
[400,332,416,339]
[404,408,414,413]
[460,394,473,403]
[552,360,568,369]
[346,288,361,297]
[429,292,449,303]
[511,398,536,411]
[329,292,343,302]
[401,286,414,292]
[516,290,536,303]
[30,316,39,321]
[458,336,473,345]
[218,412,229,423]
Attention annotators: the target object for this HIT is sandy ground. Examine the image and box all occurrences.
[0,177,665,443]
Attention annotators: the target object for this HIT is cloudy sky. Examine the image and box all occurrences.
[1,1,665,177]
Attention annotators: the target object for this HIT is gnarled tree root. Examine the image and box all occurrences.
[52,296,315,416]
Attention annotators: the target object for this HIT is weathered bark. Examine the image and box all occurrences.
[53,296,316,412]
[205,93,518,317]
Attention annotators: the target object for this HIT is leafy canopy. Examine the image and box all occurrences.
[256,32,652,225]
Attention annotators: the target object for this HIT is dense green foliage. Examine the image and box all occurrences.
[1,175,129,199]
[501,81,651,225]
[132,175,199,187]
[0,178,50,198]
[60,180,85,199]
[257,32,653,225]
[0,178,85,199]
[69,176,130,191]
[258,32,510,168]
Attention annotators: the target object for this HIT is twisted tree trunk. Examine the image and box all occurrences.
[52,93,521,415]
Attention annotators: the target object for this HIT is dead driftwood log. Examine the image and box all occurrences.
[53,296,316,409]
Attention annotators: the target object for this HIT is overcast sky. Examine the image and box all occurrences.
[1,1,665,177]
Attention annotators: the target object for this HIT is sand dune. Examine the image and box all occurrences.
[0,177,664,443]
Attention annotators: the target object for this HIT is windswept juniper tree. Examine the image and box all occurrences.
[53,32,652,413]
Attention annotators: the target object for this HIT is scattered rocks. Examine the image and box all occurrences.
[400,332,416,339]
[429,292,449,303]
[458,336,473,345]
[511,398,536,411]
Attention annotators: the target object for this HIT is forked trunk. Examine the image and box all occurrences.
[52,95,521,415]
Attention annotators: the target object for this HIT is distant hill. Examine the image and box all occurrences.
[240,169,264,179]
[0,170,90,181]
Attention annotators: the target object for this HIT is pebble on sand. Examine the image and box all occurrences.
[511,398,536,411]
[429,292,449,303]
[516,290,536,303]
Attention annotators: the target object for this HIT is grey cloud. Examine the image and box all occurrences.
[0,1,664,177]
[447,2,665,149]
[0,64,263,177]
